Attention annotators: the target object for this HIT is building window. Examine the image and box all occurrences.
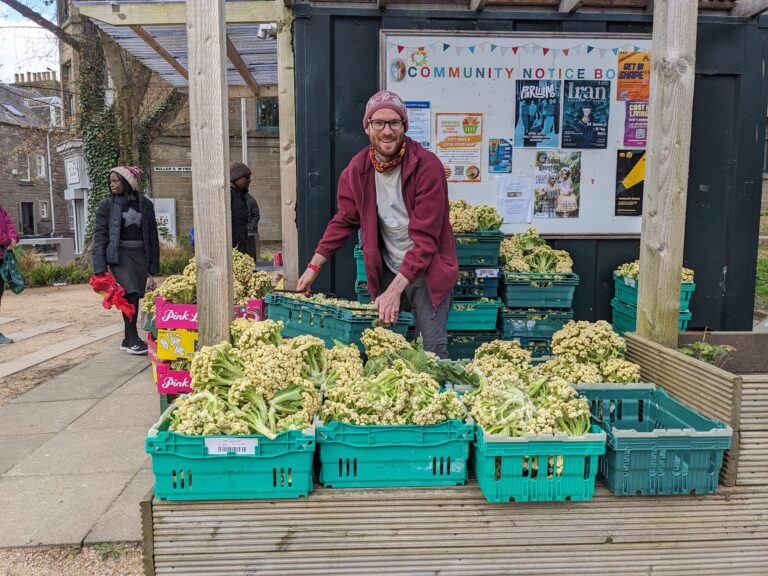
[256,98,279,132]
[17,154,30,181]
[67,201,75,231]
[36,154,46,178]
[40,201,49,219]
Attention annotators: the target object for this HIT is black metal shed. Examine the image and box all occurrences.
[293,1,766,330]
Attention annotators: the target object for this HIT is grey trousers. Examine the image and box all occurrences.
[381,267,452,359]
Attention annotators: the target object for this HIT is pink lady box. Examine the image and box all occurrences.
[155,297,266,330]
[155,362,193,395]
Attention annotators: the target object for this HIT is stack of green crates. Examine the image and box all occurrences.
[448,233,504,360]
[499,272,579,357]
[611,272,695,335]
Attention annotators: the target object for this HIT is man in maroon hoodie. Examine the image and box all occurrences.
[296,90,458,358]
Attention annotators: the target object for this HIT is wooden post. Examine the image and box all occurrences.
[276,0,299,288]
[186,0,233,345]
[636,0,698,348]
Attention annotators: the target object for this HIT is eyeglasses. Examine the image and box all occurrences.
[369,118,404,131]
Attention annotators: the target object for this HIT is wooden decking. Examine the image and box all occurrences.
[146,481,768,575]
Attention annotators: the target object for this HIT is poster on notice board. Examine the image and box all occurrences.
[514,80,561,148]
[561,80,611,149]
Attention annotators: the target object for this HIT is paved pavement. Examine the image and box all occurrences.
[0,348,156,547]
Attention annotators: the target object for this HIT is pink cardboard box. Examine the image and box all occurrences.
[155,297,266,330]
[155,297,198,330]
[155,362,194,394]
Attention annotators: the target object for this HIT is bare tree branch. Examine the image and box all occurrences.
[0,0,82,51]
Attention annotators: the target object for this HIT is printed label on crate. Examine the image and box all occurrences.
[622,276,637,288]
[156,329,198,360]
[204,437,259,455]
[475,268,500,278]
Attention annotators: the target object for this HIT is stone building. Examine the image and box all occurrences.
[0,77,70,239]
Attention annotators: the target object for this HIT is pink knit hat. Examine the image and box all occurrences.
[363,90,408,132]
[110,166,143,192]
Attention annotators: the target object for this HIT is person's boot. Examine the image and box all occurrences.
[0,333,14,345]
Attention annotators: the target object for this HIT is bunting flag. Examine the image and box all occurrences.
[468,45,476,54]
[511,46,518,55]
[562,48,570,56]
[388,38,648,58]
[490,43,498,52]
[397,45,405,53]
[502,46,511,56]
[543,48,550,56]
[612,47,619,55]
[599,48,607,58]
[525,44,534,55]
[443,43,450,52]
[573,44,583,55]
[586,45,594,54]
[478,42,487,53]
[634,45,641,51]
[455,46,464,55]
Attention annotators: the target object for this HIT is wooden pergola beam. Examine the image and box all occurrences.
[77,0,275,26]
[636,0,698,347]
[226,35,261,96]
[276,0,299,288]
[469,0,488,10]
[130,25,189,80]
[731,0,768,16]
[186,0,233,345]
[559,0,585,12]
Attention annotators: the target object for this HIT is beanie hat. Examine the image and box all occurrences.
[110,166,142,192]
[363,90,408,132]
[230,161,252,182]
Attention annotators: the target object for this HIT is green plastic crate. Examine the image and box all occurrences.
[316,420,474,488]
[510,336,554,358]
[454,267,501,299]
[447,298,502,331]
[610,298,691,335]
[472,425,606,503]
[355,282,371,304]
[500,308,573,339]
[575,384,733,496]
[613,272,695,311]
[354,244,366,282]
[502,273,579,309]
[265,293,413,348]
[455,230,504,266]
[447,331,499,360]
[146,406,316,500]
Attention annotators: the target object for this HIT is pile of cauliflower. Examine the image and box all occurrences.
[449,199,503,233]
[500,226,573,275]
[142,249,275,312]
[615,259,695,284]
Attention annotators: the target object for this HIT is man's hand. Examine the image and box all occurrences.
[375,273,409,324]
[295,268,317,294]
[8,240,17,249]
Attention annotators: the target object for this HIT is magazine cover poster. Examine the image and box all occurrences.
[617,51,651,101]
[533,150,582,219]
[561,80,611,149]
[615,149,646,216]
[514,80,561,148]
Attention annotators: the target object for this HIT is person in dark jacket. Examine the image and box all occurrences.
[0,205,19,344]
[296,90,458,358]
[245,192,261,261]
[92,166,160,355]
[229,161,253,255]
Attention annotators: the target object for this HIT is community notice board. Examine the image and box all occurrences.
[382,32,652,236]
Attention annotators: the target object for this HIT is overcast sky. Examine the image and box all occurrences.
[0,3,59,84]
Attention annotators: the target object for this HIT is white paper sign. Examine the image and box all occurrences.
[406,101,431,150]
[498,175,533,223]
[204,437,259,455]
[475,268,500,278]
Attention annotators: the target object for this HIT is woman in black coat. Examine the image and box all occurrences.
[92,166,160,355]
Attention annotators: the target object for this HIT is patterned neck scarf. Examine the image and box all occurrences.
[369,142,406,173]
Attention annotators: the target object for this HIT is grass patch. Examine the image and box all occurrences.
[756,242,768,311]
[760,212,768,237]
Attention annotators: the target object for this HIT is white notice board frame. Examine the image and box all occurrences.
[380,31,652,237]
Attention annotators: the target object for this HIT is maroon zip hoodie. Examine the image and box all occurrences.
[315,137,459,308]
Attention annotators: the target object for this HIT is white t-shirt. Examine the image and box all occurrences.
[375,165,413,274]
